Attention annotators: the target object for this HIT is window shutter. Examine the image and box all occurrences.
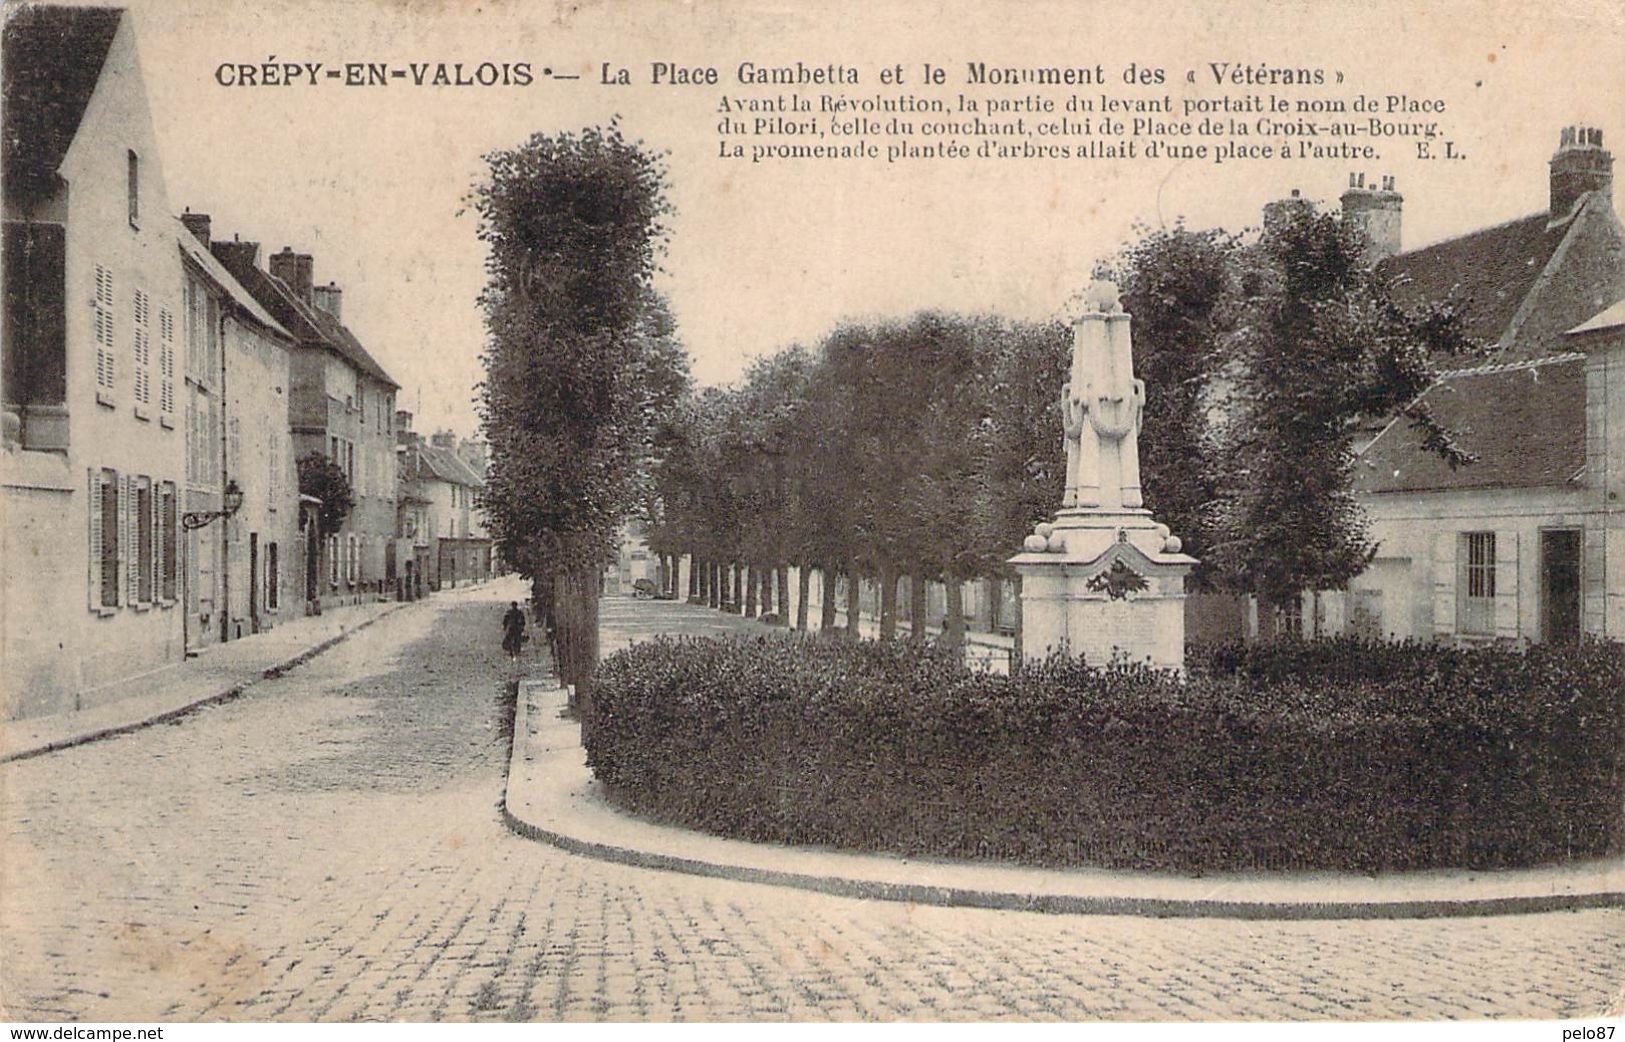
[151,479,162,602]
[122,473,137,605]
[1432,532,1456,638]
[88,468,104,611]
[1494,530,1521,640]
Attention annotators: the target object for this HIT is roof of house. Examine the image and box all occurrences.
[414,443,483,488]
[176,224,291,341]
[1354,353,1587,495]
[1,6,123,200]
[1568,296,1625,337]
[306,303,400,390]
[1378,209,1571,348]
[210,241,399,389]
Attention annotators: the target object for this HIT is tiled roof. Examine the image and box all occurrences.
[1,6,122,200]
[1378,210,1567,347]
[211,242,333,344]
[210,241,399,389]
[176,224,291,341]
[415,444,482,488]
[1568,297,1625,337]
[306,304,400,390]
[1355,354,1586,494]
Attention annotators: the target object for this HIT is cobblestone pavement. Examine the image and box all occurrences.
[4,583,1623,1022]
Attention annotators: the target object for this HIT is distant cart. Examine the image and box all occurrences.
[631,577,659,599]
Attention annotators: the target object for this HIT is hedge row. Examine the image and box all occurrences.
[586,634,1625,873]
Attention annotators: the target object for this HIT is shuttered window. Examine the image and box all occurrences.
[158,307,175,415]
[94,266,115,392]
[88,468,122,610]
[135,478,153,603]
[160,482,178,602]
[133,289,151,406]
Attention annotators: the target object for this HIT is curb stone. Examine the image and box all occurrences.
[500,682,1625,921]
[1,603,406,765]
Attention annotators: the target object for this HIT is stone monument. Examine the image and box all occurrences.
[1009,280,1196,670]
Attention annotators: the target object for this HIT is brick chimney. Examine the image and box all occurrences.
[395,408,416,447]
[430,430,457,450]
[211,237,260,273]
[312,280,342,320]
[1550,125,1613,223]
[1340,172,1402,264]
[180,209,211,246]
[1262,188,1312,231]
[268,246,314,303]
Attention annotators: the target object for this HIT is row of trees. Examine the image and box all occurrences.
[645,198,1478,644]
[472,123,1478,709]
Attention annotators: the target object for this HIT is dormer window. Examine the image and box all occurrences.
[127,150,139,227]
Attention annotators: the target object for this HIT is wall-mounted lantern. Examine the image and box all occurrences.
[182,479,244,530]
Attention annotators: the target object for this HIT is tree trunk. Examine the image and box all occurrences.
[731,563,743,614]
[943,576,965,653]
[796,564,811,630]
[710,561,721,608]
[910,569,928,645]
[688,554,699,601]
[820,564,838,632]
[553,563,599,728]
[878,564,898,641]
[744,564,758,617]
[776,564,790,625]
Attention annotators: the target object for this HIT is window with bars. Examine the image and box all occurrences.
[1459,532,1496,635]
[94,265,115,392]
[132,288,151,406]
[158,307,175,415]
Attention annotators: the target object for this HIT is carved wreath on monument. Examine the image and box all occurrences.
[1086,559,1150,600]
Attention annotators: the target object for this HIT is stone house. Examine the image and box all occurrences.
[176,213,300,648]
[1326,126,1625,644]
[2,7,188,717]
[394,414,490,591]
[210,242,401,610]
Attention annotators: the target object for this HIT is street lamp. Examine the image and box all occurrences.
[182,479,244,530]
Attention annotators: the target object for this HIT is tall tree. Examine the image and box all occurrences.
[472,123,675,722]
[1098,223,1237,581]
[1207,198,1476,628]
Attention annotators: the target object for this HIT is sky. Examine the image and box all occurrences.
[104,0,1625,439]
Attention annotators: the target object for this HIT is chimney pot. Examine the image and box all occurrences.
[313,281,343,321]
[180,211,211,247]
[1550,123,1614,221]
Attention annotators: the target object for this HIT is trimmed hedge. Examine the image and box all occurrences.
[586,634,1625,872]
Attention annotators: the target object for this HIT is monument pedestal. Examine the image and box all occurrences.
[1010,509,1195,670]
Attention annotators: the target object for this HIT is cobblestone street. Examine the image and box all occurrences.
[3,582,1623,1022]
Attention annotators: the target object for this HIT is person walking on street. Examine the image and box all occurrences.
[502,601,527,661]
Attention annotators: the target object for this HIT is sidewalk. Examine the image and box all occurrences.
[504,679,1625,920]
[1,596,409,763]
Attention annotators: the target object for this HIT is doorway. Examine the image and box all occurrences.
[249,532,260,634]
[1540,529,1581,643]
